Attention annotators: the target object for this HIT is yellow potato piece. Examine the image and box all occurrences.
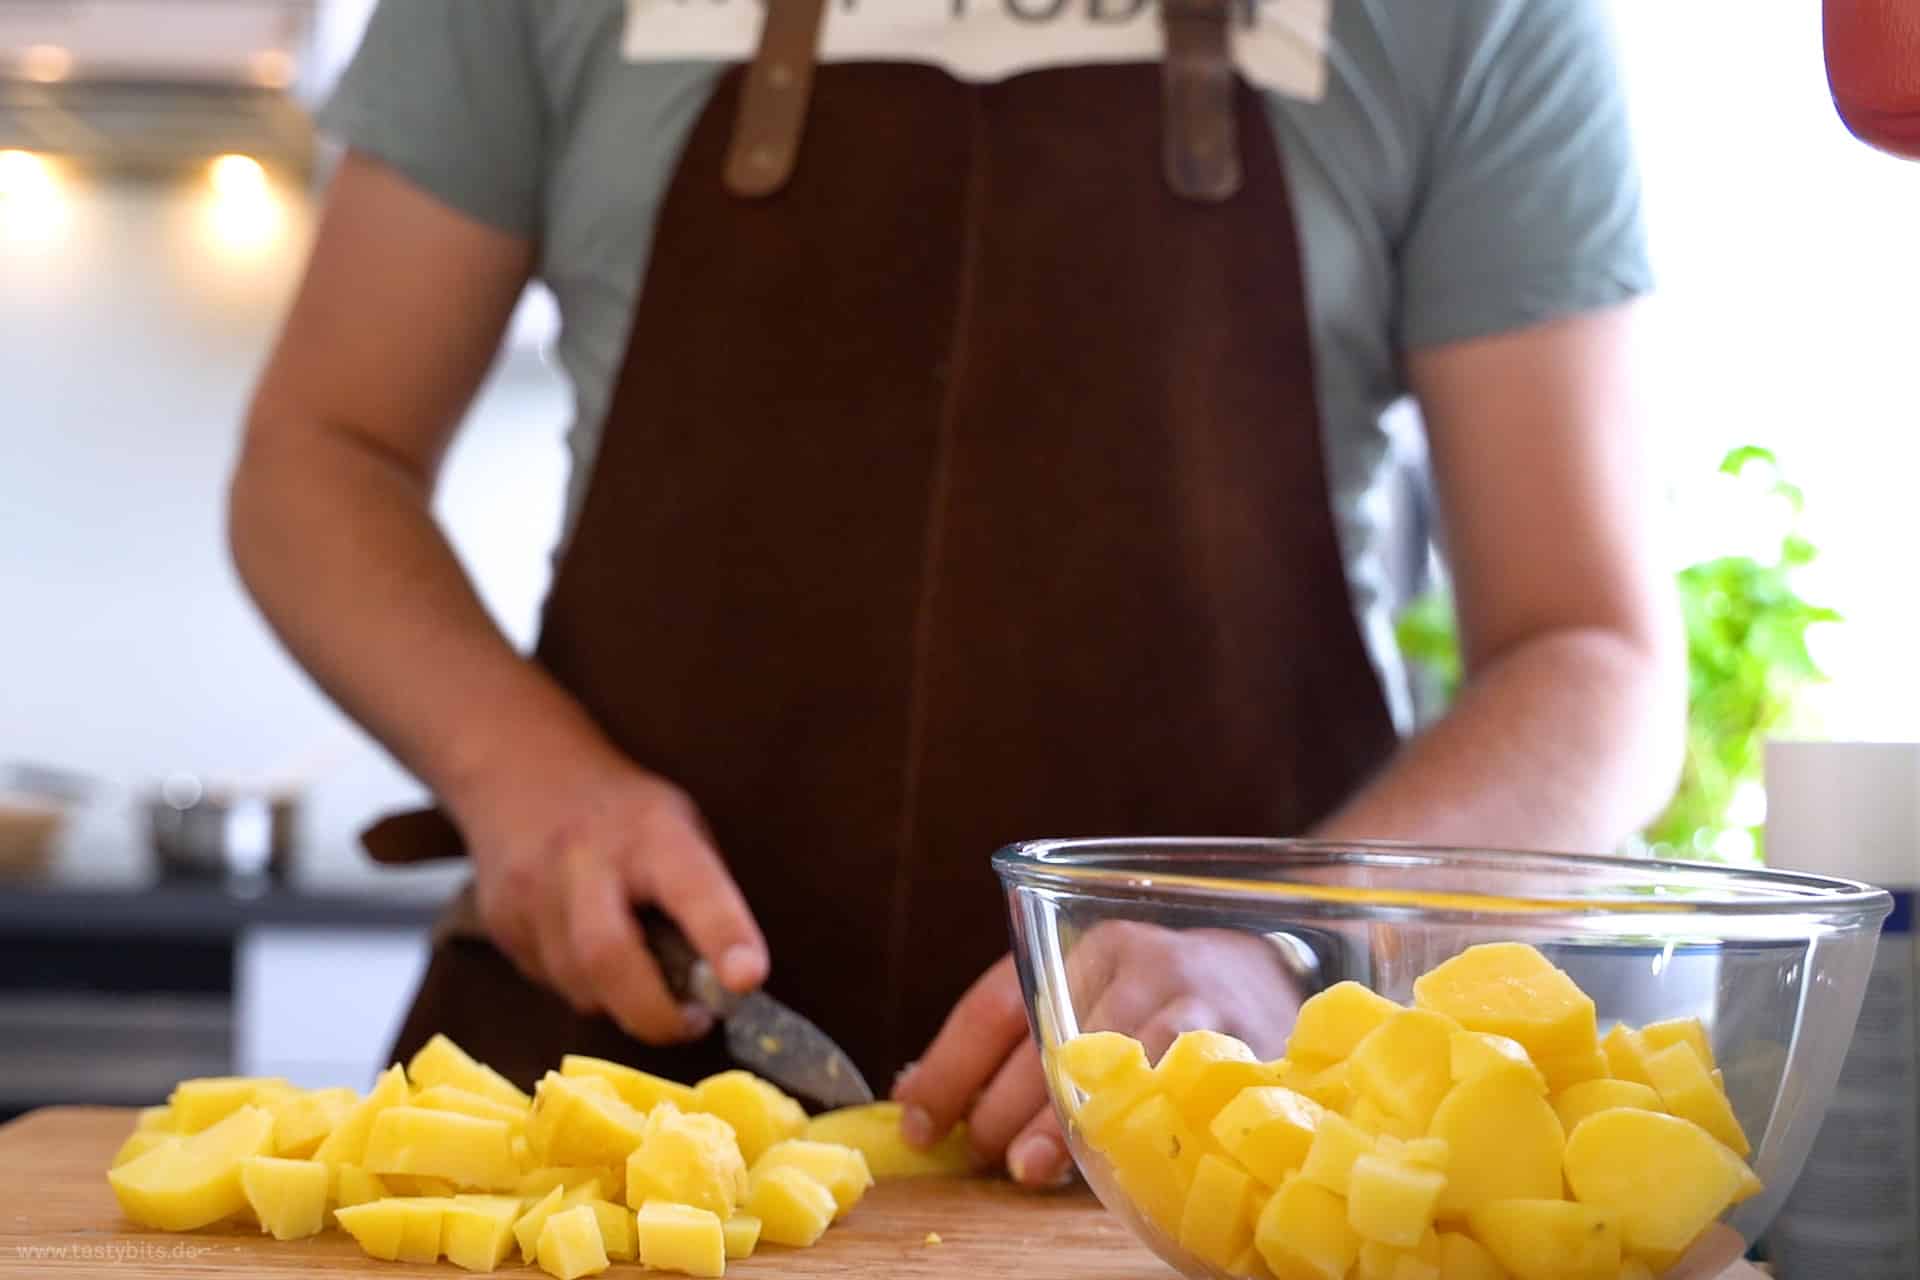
[1389,1258,1440,1280]
[384,1173,459,1197]
[112,1131,180,1169]
[530,1071,651,1167]
[1288,981,1404,1068]
[1639,1018,1716,1071]
[1057,1031,1151,1092]
[332,1164,388,1211]
[1435,1230,1507,1280]
[515,1182,604,1263]
[1106,1092,1206,1239]
[1356,1229,1439,1280]
[1467,1199,1619,1280]
[1300,1060,1356,1113]
[414,1083,531,1129]
[314,1064,411,1166]
[1209,1086,1326,1187]
[561,1054,699,1115]
[167,1077,296,1134]
[1642,1042,1751,1157]
[635,1201,726,1277]
[804,1102,975,1178]
[1534,1045,1611,1093]
[108,1104,275,1231]
[136,1105,178,1134]
[1426,1073,1565,1219]
[1256,1175,1360,1280]
[1348,1009,1458,1130]
[1176,1152,1262,1270]
[1413,944,1598,1071]
[1078,1058,1161,1151]
[364,1105,519,1191]
[409,1033,532,1110]
[693,1070,807,1165]
[627,1103,748,1219]
[1449,1031,1546,1095]
[1619,1260,1657,1280]
[1379,1136,1449,1170]
[335,1196,448,1264]
[1551,1079,1664,1135]
[518,1166,616,1199]
[1600,1025,1655,1088]
[443,1194,523,1273]
[751,1139,873,1219]
[587,1198,638,1262]
[1297,1111,1378,1197]
[1348,1097,1422,1142]
[1348,1152,1445,1250]
[722,1213,762,1260]
[537,1203,611,1280]
[271,1086,358,1159]
[1563,1108,1757,1261]
[239,1155,329,1240]
[746,1165,837,1247]
[1227,1242,1270,1278]
[1178,1058,1291,1131]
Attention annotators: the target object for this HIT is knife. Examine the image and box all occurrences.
[640,910,874,1111]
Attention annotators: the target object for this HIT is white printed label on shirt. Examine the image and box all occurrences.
[624,0,1331,102]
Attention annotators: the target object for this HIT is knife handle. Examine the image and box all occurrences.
[639,909,742,1020]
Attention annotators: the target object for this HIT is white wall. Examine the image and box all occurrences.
[0,164,569,892]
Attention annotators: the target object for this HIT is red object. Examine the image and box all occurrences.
[1826,0,1920,158]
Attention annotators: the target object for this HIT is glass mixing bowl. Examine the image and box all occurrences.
[995,838,1891,1280]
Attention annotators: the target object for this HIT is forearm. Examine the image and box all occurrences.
[1317,625,1684,854]
[228,424,621,818]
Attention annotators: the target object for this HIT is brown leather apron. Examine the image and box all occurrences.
[365,0,1398,1095]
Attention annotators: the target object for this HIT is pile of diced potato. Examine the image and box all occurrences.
[1059,943,1762,1280]
[107,1036,970,1277]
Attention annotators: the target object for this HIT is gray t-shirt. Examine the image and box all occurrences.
[319,0,1651,728]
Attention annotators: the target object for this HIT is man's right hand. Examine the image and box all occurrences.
[454,757,769,1044]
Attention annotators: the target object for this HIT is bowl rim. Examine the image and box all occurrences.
[992,836,1894,923]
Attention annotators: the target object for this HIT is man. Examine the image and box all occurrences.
[232,0,1684,1194]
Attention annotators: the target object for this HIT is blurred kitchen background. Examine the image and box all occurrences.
[1,1,1915,1117]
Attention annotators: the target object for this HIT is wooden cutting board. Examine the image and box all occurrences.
[0,1108,1170,1280]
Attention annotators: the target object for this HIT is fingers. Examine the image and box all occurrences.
[964,1036,1070,1185]
[638,804,769,995]
[1005,1105,1073,1188]
[894,954,1031,1149]
[568,844,702,1043]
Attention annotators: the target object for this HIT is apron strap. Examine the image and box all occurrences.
[1161,0,1243,202]
[724,0,831,198]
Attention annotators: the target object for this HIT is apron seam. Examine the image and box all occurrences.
[885,82,989,1064]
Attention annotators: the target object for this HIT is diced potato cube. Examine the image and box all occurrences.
[514,1182,604,1263]
[1534,1045,1610,1093]
[136,1105,178,1134]
[1642,1042,1751,1157]
[335,1196,448,1264]
[746,1165,838,1247]
[1435,1230,1507,1280]
[383,1173,459,1197]
[1156,1030,1280,1126]
[396,1197,450,1264]
[1179,1059,1291,1131]
[1079,1058,1161,1150]
[1448,1031,1546,1095]
[635,1201,726,1277]
[537,1203,611,1280]
[1390,1258,1440,1280]
[1288,982,1404,1067]
[804,1102,976,1178]
[1227,1243,1270,1278]
[1639,1018,1715,1071]
[1600,1025,1655,1087]
[409,1034,532,1110]
[364,1106,518,1191]
[1348,1098,1421,1142]
[1412,944,1598,1071]
[1348,1152,1445,1249]
[1551,1079,1663,1134]
[1426,1073,1565,1219]
[443,1195,523,1273]
[333,1164,388,1211]
[1058,1031,1152,1092]
[530,1071,651,1167]
[414,1084,531,1129]
[1467,1200,1619,1280]
[626,1103,748,1219]
[1380,1137,1449,1170]
[561,1055,699,1115]
[1177,1152,1261,1270]
[239,1155,329,1240]
[1297,1111,1378,1197]
[113,1131,180,1169]
[314,1065,411,1166]
[1106,1093,1206,1239]
[518,1166,615,1199]
[1299,1060,1356,1114]
[108,1104,275,1231]
[587,1199,637,1262]
[271,1086,358,1159]
[722,1214,762,1260]
[168,1077,295,1134]
[1356,1229,1439,1280]
[751,1140,873,1219]
[1209,1086,1325,1186]
[1348,1009,1458,1130]
[1255,1175,1360,1280]
[693,1071,807,1165]
[1619,1260,1657,1280]
[1563,1108,1758,1261]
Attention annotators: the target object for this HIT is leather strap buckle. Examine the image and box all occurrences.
[1161,0,1243,203]
[724,0,830,198]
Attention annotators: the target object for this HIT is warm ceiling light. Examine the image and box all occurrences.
[0,149,53,197]
[19,44,74,83]
[209,153,269,197]
[248,48,295,90]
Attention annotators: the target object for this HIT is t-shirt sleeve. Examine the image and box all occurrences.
[1396,0,1652,351]
[315,0,548,238]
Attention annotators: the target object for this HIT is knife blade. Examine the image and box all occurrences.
[640,910,874,1110]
